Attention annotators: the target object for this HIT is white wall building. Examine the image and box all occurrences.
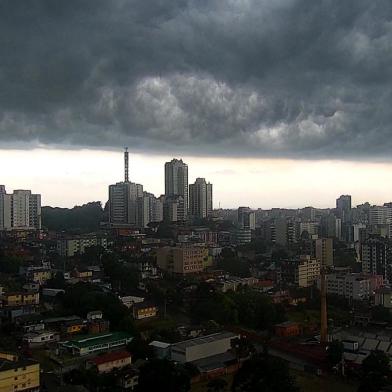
[320,273,374,301]
[165,159,188,217]
[189,178,213,219]
[0,187,41,230]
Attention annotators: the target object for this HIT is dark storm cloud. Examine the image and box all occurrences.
[1,0,392,159]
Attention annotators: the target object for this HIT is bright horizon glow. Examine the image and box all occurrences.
[1,148,392,209]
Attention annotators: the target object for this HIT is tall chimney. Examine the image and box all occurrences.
[320,266,328,343]
[124,147,129,182]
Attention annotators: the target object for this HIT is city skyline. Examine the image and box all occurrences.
[2,148,392,209]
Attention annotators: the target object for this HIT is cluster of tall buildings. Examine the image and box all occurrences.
[0,186,41,230]
[108,150,213,228]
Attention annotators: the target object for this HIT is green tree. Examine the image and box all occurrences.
[207,378,228,392]
[358,350,391,392]
[0,255,23,274]
[232,354,299,392]
[327,340,344,369]
[137,359,191,392]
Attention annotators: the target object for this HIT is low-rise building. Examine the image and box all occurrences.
[274,321,301,337]
[170,331,239,363]
[132,302,158,320]
[87,350,132,373]
[115,367,139,391]
[375,287,392,308]
[57,234,108,257]
[119,295,145,309]
[23,330,58,347]
[0,291,40,307]
[25,267,52,285]
[0,358,40,392]
[61,332,133,356]
[87,310,103,321]
[157,245,208,274]
[320,273,382,301]
[217,277,259,293]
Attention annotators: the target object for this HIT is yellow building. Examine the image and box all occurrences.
[1,292,39,307]
[133,302,158,320]
[157,245,207,274]
[74,270,93,280]
[295,256,320,288]
[0,359,40,392]
[30,270,52,284]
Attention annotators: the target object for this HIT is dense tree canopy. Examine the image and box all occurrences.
[42,202,104,232]
[191,286,286,329]
[137,359,191,392]
[232,354,300,392]
[358,350,391,392]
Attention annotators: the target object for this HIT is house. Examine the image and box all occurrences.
[115,366,139,391]
[87,319,110,335]
[23,330,59,347]
[132,302,158,320]
[87,350,132,373]
[23,283,40,292]
[22,322,45,334]
[274,321,301,337]
[0,358,40,392]
[42,288,65,298]
[61,332,133,356]
[61,319,85,335]
[26,268,52,284]
[0,291,39,307]
[120,294,145,309]
[86,310,103,321]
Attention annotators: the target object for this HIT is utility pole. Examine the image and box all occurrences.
[320,266,328,343]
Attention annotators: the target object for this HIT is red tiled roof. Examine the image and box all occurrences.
[91,350,131,365]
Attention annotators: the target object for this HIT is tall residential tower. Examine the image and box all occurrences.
[189,178,213,219]
[164,159,188,220]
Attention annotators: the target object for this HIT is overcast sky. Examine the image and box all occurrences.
[2,1,392,208]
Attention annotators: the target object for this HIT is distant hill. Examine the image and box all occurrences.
[42,202,105,232]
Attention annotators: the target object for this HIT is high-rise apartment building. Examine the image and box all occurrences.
[189,178,213,219]
[295,255,321,288]
[0,187,41,230]
[336,195,352,222]
[0,187,12,230]
[108,149,145,226]
[108,181,143,225]
[162,196,185,222]
[237,207,256,230]
[165,159,188,217]
[136,192,163,228]
[368,205,392,226]
[362,237,392,281]
[315,238,333,267]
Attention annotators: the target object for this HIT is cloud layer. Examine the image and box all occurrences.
[1,0,392,158]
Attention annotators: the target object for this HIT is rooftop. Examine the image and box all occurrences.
[172,332,237,351]
[91,350,131,365]
[62,332,133,349]
[0,359,38,372]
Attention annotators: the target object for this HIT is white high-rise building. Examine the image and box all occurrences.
[0,186,12,230]
[0,187,41,230]
[189,178,213,219]
[165,159,188,217]
[136,192,163,228]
